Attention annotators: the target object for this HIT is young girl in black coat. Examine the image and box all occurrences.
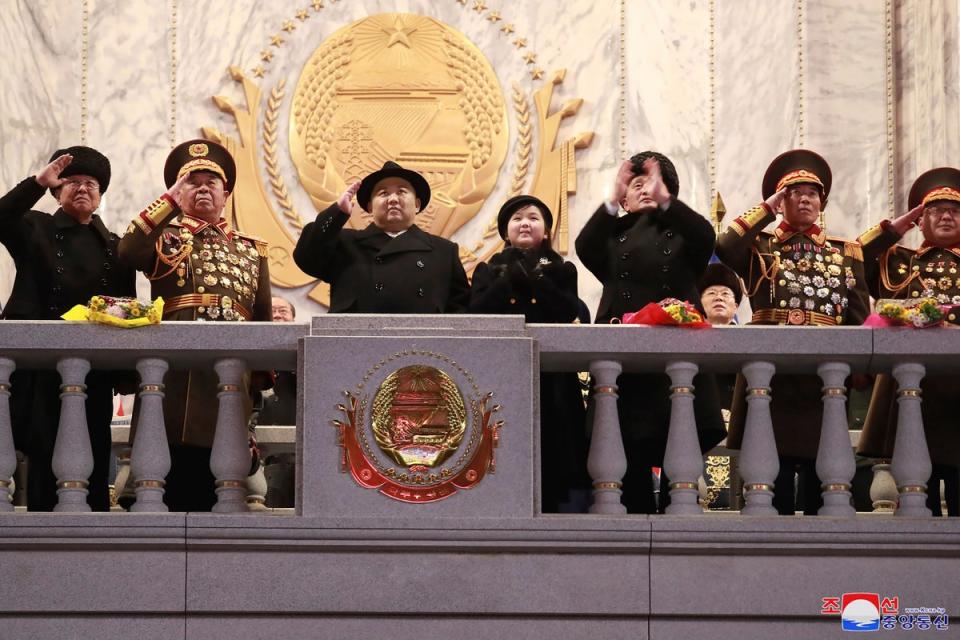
[470,195,590,512]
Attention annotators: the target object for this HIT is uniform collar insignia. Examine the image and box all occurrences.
[917,241,960,258]
[178,213,234,240]
[775,220,825,245]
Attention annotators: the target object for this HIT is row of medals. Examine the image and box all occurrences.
[773,245,855,318]
[897,259,960,304]
[170,229,260,321]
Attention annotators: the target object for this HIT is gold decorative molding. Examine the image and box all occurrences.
[168,0,179,147]
[509,83,532,197]
[80,0,89,144]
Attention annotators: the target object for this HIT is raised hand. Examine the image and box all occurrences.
[764,187,788,214]
[164,171,192,207]
[609,159,634,208]
[338,181,362,215]
[889,203,924,237]
[35,154,73,189]
[642,157,671,207]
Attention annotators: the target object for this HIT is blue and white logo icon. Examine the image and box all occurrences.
[841,593,881,632]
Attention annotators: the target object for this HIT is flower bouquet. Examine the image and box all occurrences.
[62,295,164,328]
[865,298,946,328]
[620,297,711,328]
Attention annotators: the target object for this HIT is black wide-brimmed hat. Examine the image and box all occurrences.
[164,139,236,192]
[357,161,431,213]
[698,262,743,305]
[496,194,553,240]
[48,145,111,195]
[908,167,960,209]
[762,149,832,205]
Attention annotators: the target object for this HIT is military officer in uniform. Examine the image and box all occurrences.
[856,167,960,516]
[575,151,726,514]
[119,139,271,511]
[717,149,870,515]
[0,146,136,510]
[293,161,470,314]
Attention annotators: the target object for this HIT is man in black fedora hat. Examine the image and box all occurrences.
[698,262,743,326]
[294,161,470,313]
[0,145,136,510]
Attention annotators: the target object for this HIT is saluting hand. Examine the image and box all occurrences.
[889,203,924,237]
[608,159,635,209]
[765,187,788,214]
[35,154,73,189]
[164,171,191,208]
[338,181,362,215]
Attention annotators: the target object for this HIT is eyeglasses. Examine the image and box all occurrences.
[62,178,100,192]
[702,288,736,301]
[924,205,960,218]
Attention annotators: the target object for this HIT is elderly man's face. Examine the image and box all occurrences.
[920,201,960,248]
[180,170,228,220]
[701,285,738,325]
[370,177,419,233]
[781,184,822,231]
[57,174,101,220]
[271,296,295,322]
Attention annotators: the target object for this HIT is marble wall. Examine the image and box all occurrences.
[0,0,955,318]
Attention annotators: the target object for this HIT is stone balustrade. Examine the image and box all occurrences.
[0,319,957,517]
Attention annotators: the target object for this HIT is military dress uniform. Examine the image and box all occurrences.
[856,168,960,515]
[0,147,136,511]
[576,194,726,514]
[118,139,270,511]
[716,149,870,515]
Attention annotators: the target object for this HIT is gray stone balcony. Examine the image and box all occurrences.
[0,317,957,639]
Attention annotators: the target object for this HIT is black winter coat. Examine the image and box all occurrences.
[469,245,590,510]
[574,200,725,466]
[0,177,135,511]
[294,204,470,313]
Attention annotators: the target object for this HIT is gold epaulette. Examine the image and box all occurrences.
[730,204,773,237]
[856,223,885,246]
[841,240,863,261]
[131,195,176,235]
[237,232,269,258]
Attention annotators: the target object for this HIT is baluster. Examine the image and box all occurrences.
[587,360,626,515]
[0,358,15,512]
[210,358,250,513]
[246,461,268,511]
[739,361,778,515]
[890,363,931,517]
[816,362,855,516]
[52,357,92,512]
[869,461,897,512]
[130,358,170,512]
[663,361,703,514]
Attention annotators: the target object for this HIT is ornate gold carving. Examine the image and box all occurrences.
[704,455,730,508]
[203,7,592,307]
[509,84,532,197]
[744,482,774,492]
[334,350,501,503]
[371,366,466,468]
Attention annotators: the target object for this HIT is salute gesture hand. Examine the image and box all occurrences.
[338,181,362,215]
[765,187,788,214]
[35,154,73,190]
[889,203,924,237]
[164,172,191,207]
